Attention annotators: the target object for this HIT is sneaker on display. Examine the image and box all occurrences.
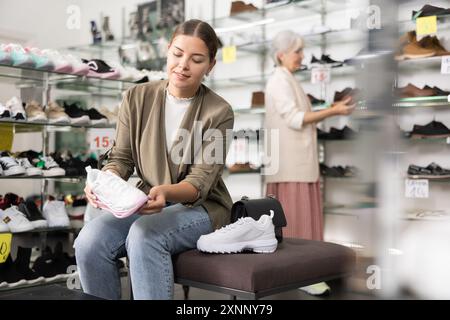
[40,156,66,177]
[16,157,42,176]
[196,210,278,254]
[0,206,34,233]
[42,200,70,228]
[44,102,70,124]
[83,59,121,79]
[0,255,28,288]
[85,166,148,218]
[4,43,35,68]
[24,47,54,71]
[64,54,89,76]
[0,102,11,119]
[18,201,47,229]
[86,108,108,125]
[25,101,47,122]
[32,246,65,282]
[6,96,26,121]
[0,155,26,176]
[63,103,91,125]
[41,49,72,73]
[0,44,13,65]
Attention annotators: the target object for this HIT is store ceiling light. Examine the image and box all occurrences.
[214,18,275,34]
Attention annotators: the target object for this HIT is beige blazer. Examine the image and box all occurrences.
[264,66,319,183]
[102,80,235,230]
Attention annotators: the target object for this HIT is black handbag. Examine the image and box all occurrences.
[230,195,287,243]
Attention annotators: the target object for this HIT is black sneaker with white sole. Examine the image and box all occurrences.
[63,103,90,125]
[86,108,108,125]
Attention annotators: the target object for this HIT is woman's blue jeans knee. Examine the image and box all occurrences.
[74,203,212,300]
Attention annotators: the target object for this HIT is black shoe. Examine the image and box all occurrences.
[23,198,47,228]
[82,59,114,74]
[426,162,450,176]
[408,163,450,179]
[86,108,108,125]
[14,247,43,284]
[52,242,73,275]
[328,127,344,140]
[0,254,26,286]
[135,75,149,84]
[63,103,91,124]
[321,54,343,67]
[84,156,98,170]
[307,94,325,105]
[317,128,329,140]
[412,4,450,19]
[311,54,322,65]
[341,126,357,139]
[32,246,61,279]
[410,120,450,138]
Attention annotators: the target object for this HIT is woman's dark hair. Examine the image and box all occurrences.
[170,19,219,62]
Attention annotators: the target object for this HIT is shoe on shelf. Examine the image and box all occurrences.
[39,155,66,177]
[412,4,450,19]
[90,20,102,45]
[307,94,325,105]
[0,206,34,233]
[0,154,26,176]
[6,97,26,120]
[418,35,450,56]
[423,85,450,97]
[410,120,450,139]
[32,246,65,282]
[86,166,148,218]
[0,43,13,65]
[0,102,11,119]
[24,47,54,71]
[197,210,278,253]
[230,1,258,16]
[397,83,435,98]
[64,54,90,76]
[45,102,70,124]
[25,101,47,122]
[42,199,70,228]
[15,157,42,176]
[320,54,343,67]
[83,59,120,79]
[395,31,436,61]
[86,108,108,125]
[41,49,73,73]
[21,199,47,229]
[14,247,45,285]
[408,163,450,179]
[63,102,91,125]
[0,254,28,288]
[4,43,35,68]
[102,16,115,41]
[299,282,331,296]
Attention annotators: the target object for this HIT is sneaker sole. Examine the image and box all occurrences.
[3,167,26,176]
[9,224,34,233]
[27,115,48,122]
[42,169,66,177]
[30,220,48,229]
[197,239,278,254]
[26,168,43,176]
[48,117,71,124]
[70,116,90,125]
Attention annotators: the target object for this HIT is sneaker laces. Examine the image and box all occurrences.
[218,217,252,233]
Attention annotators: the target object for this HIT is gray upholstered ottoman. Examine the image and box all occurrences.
[173,238,356,299]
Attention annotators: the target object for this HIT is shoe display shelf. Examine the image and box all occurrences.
[0,63,136,98]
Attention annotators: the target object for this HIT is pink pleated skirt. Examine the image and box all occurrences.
[266,181,323,241]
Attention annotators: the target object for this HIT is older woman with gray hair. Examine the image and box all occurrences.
[265,30,355,294]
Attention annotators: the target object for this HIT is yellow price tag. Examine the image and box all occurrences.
[222,46,237,64]
[0,124,14,151]
[0,233,12,263]
[416,16,437,36]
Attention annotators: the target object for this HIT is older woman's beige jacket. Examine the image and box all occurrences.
[102,80,234,230]
[264,66,319,183]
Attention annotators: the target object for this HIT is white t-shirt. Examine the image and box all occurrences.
[164,90,193,149]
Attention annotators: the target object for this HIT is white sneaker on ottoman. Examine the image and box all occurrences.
[43,200,70,228]
[196,210,278,254]
[0,206,34,233]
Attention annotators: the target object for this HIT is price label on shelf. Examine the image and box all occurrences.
[88,128,115,151]
[311,66,331,84]
[405,179,429,198]
[0,125,14,151]
[441,55,450,74]
[222,45,237,64]
[416,16,437,36]
[0,233,12,264]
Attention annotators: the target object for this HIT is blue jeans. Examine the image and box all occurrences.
[74,203,212,300]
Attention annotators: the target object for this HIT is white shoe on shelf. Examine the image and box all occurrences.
[16,157,42,176]
[0,217,10,232]
[0,155,26,176]
[196,210,278,253]
[42,200,70,228]
[0,206,34,233]
[5,96,26,121]
[40,156,65,177]
[0,102,11,119]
